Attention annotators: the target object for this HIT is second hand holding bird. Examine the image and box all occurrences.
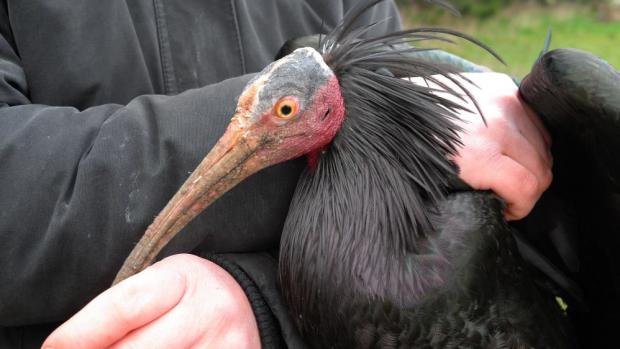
[411,72,553,220]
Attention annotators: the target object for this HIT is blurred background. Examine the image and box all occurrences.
[396,0,620,77]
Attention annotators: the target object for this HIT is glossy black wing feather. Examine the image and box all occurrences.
[519,47,620,347]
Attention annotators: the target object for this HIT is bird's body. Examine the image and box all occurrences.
[519,48,620,348]
[274,2,571,347]
[274,15,572,345]
[282,167,572,348]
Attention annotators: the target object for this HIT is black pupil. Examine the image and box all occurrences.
[280,105,292,115]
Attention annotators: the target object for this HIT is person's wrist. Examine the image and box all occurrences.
[172,254,261,348]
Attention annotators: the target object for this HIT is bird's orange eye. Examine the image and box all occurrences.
[274,97,299,120]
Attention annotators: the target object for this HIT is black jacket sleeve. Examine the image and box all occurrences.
[0,29,305,326]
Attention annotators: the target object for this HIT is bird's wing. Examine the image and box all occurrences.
[519,47,620,347]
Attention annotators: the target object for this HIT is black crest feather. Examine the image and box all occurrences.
[316,0,500,236]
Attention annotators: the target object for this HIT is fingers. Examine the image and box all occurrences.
[42,263,186,349]
[106,289,200,349]
[107,256,259,349]
[455,116,552,220]
[496,101,553,191]
[498,113,553,194]
[491,90,552,220]
[490,155,547,220]
[455,140,549,221]
[440,73,553,220]
[502,93,552,165]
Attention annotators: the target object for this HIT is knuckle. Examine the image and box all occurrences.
[518,170,540,200]
[220,327,260,349]
[216,288,248,319]
[509,200,535,221]
[490,117,511,140]
[111,282,143,327]
[199,264,250,319]
[541,168,553,190]
[489,110,507,126]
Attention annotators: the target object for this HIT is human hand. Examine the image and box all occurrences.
[412,72,553,220]
[42,254,260,349]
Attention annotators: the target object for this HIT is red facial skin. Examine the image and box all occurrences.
[249,76,346,169]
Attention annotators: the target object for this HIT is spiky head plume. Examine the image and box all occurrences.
[313,0,501,238]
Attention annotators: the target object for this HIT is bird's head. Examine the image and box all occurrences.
[113,47,345,282]
[225,47,345,170]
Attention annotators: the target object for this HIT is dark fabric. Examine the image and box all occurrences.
[0,0,402,347]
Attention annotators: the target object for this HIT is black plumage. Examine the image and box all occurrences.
[518,48,620,348]
[278,1,574,347]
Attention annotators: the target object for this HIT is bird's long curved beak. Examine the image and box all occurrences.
[113,115,265,285]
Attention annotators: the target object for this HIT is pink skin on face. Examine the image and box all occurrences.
[246,75,346,170]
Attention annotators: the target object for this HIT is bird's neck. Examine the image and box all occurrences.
[305,147,326,171]
[282,142,447,308]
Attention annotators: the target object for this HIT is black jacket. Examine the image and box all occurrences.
[0,1,401,347]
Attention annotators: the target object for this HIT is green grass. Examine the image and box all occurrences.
[398,3,620,78]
